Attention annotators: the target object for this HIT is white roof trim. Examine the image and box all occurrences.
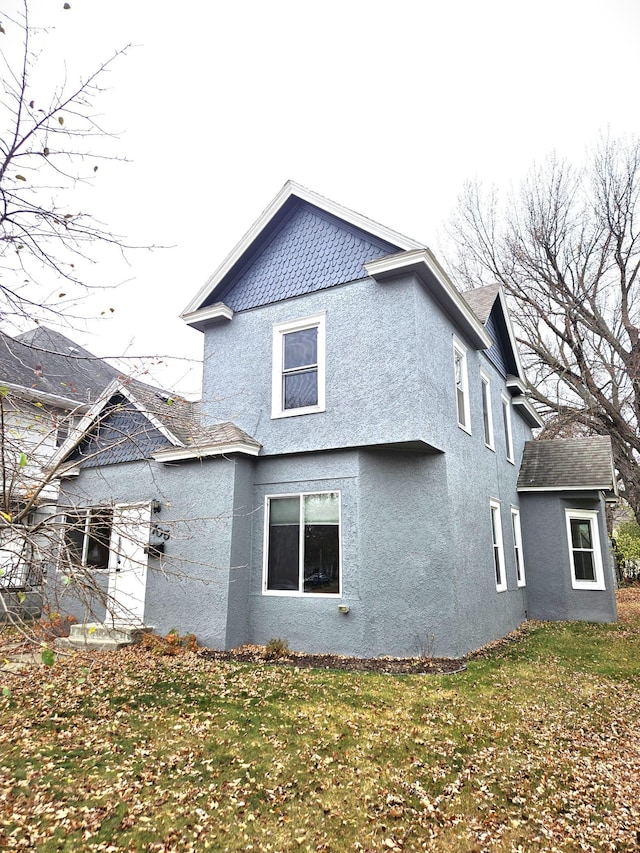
[365,249,492,350]
[180,180,423,320]
[0,380,91,412]
[152,441,261,462]
[511,396,544,428]
[47,379,184,471]
[518,485,615,493]
[182,303,234,331]
[494,288,526,381]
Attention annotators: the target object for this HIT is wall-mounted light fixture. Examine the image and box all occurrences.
[337,604,350,614]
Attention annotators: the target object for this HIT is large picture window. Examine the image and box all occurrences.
[565,509,605,590]
[272,314,326,418]
[63,508,113,571]
[264,492,340,595]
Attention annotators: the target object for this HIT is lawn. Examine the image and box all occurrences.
[1,591,640,852]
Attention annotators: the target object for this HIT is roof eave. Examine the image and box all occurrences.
[181,302,234,332]
[511,396,544,428]
[152,441,261,462]
[365,250,492,350]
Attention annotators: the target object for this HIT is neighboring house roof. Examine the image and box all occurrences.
[517,437,617,493]
[53,379,261,473]
[0,326,121,408]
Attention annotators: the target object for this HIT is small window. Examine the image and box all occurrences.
[511,508,525,587]
[481,372,494,449]
[565,510,605,590]
[63,508,112,571]
[272,314,326,418]
[490,499,506,591]
[453,338,470,433]
[264,492,340,595]
[502,394,514,462]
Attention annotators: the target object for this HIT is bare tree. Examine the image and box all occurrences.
[1,0,132,329]
[448,136,640,522]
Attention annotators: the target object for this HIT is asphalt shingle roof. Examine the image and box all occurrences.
[0,326,121,404]
[517,437,616,491]
[463,284,501,324]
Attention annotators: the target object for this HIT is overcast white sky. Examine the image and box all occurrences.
[5,0,640,395]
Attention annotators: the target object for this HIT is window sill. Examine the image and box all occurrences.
[272,405,325,419]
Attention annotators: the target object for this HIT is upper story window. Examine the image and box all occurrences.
[264,491,340,596]
[481,371,494,449]
[501,393,514,463]
[490,499,507,592]
[565,509,605,590]
[453,338,470,433]
[272,313,326,418]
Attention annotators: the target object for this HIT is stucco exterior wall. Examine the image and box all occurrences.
[519,492,618,623]
[201,274,470,456]
[57,456,250,647]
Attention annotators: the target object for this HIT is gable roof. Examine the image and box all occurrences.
[517,437,617,493]
[181,181,424,330]
[52,379,261,472]
[0,326,121,409]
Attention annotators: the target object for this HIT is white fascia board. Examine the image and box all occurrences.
[115,383,184,447]
[180,180,424,319]
[495,288,526,380]
[152,441,261,462]
[518,484,614,493]
[506,377,527,395]
[181,303,234,332]
[511,396,544,428]
[365,250,492,350]
[47,379,184,471]
[0,380,90,412]
[46,378,121,470]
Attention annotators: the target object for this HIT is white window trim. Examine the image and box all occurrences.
[565,509,606,590]
[453,337,471,434]
[262,490,342,598]
[490,499,507,592]
[480,370,495,450]
[511,507,526,587]
[271,313,326,419]
[501,393,514,463]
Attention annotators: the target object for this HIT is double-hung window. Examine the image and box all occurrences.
[63,508,113,571]
[501,394,514,462]
[511,508,526,587]
[264,491,340,595]
[490,499,507,591]
[481,371,494,449]
[272,313,326,418]
[453,338,470,432]
[565,509,605,590]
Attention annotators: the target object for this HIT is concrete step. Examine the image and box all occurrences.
[55,623,152,651]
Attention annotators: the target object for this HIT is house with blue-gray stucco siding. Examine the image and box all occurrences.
[52,182,618,658]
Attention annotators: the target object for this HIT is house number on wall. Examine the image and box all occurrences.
[151,523,170,542]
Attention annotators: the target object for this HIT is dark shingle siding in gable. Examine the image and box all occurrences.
[219,204,400,311]
[484,312,508,377]
[517,437,615,490]
[70,399,170,467]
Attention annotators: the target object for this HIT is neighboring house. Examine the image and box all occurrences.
[0,327,120,599]
[52,182,618,658]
